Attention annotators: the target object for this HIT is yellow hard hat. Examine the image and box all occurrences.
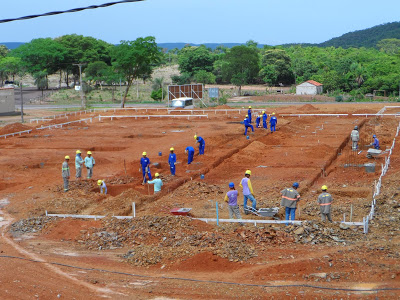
[262,111,265,114]
[155,173,160,177]
[170,147,174,151]
[248,106,252,109]
[76,150,81,154]
[246,115,248,117]
[321,185,328,190]
[142,152,147,156]
[245,170,251,175]
[65,155,70,160]
[97,179,103,186]
[87,151,92,155]
[272,112,275,115]
[194,135,197,140]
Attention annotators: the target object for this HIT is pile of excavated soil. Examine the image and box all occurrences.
[0,123,32,135]
[298,104,320,112]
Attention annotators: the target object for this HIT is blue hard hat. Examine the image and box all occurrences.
[229,182,234,188]
[373,134,376,138]
[293,182,299,188]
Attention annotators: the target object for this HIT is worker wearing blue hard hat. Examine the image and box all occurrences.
[280,182,301,224]
[224,182,242,221]
[372,134,380,149]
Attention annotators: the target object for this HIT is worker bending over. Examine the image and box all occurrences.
[140,152,152,183]
[84,151,95,179]
[224,182,242,221]
[97,179,107,194]
[281,182,300,224]
[372,134,380,149]
[244,115,254,136]
[262,111,268,129]
[62,156,70,192]
[168,147,176,175]
[270,113,277,133]
[318,185,332,222]
[195,135,205,155]
[240,170,256,214]
[256,114,261,128]
[350,126,359,151]
[148,173,163,194]
[75,150,84,180]
[185,146,195,164]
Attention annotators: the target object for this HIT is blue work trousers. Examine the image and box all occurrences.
[244,194,256,210]
[187,152,194,164]
[270,124,276,132]
[142,168,152,183]
[169,164,175,175]
[244,125,254,135]
[263,121,267,129]
[199,144,205,155]
[285,207,296,224]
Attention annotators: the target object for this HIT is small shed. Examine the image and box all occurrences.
[296,80,323,95]
[0,87,15,115]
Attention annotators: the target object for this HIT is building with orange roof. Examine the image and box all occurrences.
[296,80,323,95]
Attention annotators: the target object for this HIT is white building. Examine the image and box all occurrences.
[296,80,323,95]
[0,87,15,115]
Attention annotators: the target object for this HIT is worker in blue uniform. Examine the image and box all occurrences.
[255,114,261,128]
[247,106,252,123]
[195,135,205,155]
[262,111,268,129]
[168,147,176,175]
[185,146,195,164]
[244,115,254,135]
[270,112,277,133]
[372,135,380,149]
[140,151,152,184]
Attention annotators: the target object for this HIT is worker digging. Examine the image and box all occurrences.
[140,151,152,184]
[318,185,333,222]
[195,135,205,155]
[148,172,163,194]
[97,179,107,195]
[84,151,95,179]
[185,146,195,164]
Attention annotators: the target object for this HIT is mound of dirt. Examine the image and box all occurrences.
[298,104,319,112]
[0,123,32,135]
[241,141,269,153]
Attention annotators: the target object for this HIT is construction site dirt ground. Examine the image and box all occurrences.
[0,103,400,299]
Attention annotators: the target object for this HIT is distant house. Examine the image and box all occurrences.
[0,87,15,115]
[296,80,323,95]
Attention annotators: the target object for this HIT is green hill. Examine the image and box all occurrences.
[319,21,400,48]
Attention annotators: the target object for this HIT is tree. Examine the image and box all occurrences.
[34,71,48,95]
[260,49,294,85]
[111,37,161,107]
[85,61,110,89]
[0,45,9,58]
[178,45,214,76]
[221,45,260,95]
[0,56,22,85]
[377,38,400,55]
[193,70,216,84]
[349,62,366,88]
[171,73,191,85]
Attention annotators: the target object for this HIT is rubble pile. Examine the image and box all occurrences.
[107,176,135,185]
[171,181,224,201]
[10,217,56,236]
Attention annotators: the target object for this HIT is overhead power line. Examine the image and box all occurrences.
[0,0,145,24]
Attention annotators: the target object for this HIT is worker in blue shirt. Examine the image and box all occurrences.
[140,151,152,184]
[247,106,252,123]
[244,115,254,135]
[255,114,261,128]
[372,135,380,149]
[195,135,205,155]
[168,147,176,175]
[185,146,195,164]
[270,112,277,133]
[262,111,268,129]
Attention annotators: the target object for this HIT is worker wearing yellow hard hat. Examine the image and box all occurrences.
[84,151,95,179]
[244,114,254,136]
[169,147,176,176]
[270,112,277,133]
[140,151,152,184]
[97,179,107,194]
[147,172,163,194]
[262,110,268,129]
[75,150,84,180]
[247,106,253,123]
[318,185,333,222]
[62,155,70,192]
[240,169,256,214]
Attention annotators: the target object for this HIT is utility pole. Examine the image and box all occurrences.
[20,80,23,123]
[73,63,86,108]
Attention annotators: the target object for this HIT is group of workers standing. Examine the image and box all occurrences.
[350,125,380,151]
[244,106,278,135]
[225,169,333,224]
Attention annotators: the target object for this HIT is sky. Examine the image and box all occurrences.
[0,0,399,45]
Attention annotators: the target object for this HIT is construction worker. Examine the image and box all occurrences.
[195,135,205,155]
[281,182,301,224]
[262,111,268,129]
[248,106,252,123]
[224,182,242,221]
[244,115,254,136]
[75,150,84,180]
[185,146,195,164]
[372,134,380,149]
[350,126,359,151]
[318,185,332,222]
[255,114,261,128]
[168,147,176,175]
[97,179,107,194]
[84,151,95,179]
[270,112,277,133]
[240,170,256,214]
[140,152,152,183]
[62,156,70,192]
[148,173,163,194]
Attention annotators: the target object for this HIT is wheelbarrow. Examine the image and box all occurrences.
[170,207,192,216]
[366,148,382,159]
[244,206,279,217]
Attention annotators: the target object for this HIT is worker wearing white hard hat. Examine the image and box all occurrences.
[62,155,70,192]
[168,147,177,175]
[318,185,332,222]
[148,172,163,194]
[75,150,84,180]
[84,151,95,179]
[140,151,152,184]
